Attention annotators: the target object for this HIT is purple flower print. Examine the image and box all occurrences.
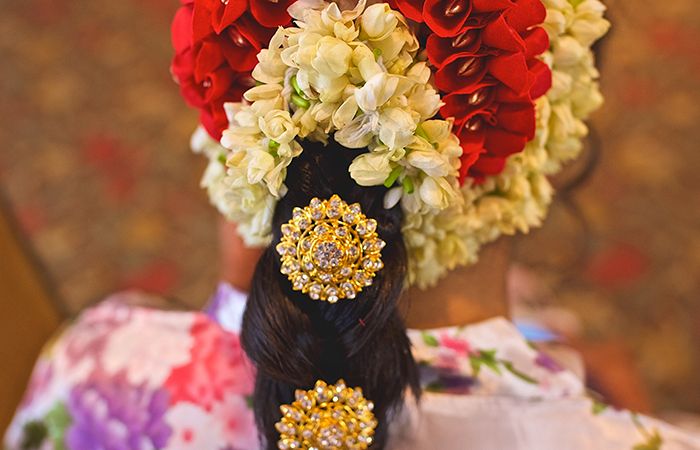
[535,351,564,373]
[66,371,172,450]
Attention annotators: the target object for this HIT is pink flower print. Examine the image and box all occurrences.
[433,333,474,372]
[439,334,473,356]
[165,316,255,410]
[211,394,258,449]
[165,403,223,450]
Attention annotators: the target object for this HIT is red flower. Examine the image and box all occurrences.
[249,0,296,27]
[387,0,423,22]
[171,0,290,139]
[391,0,513,36]
[193,0,248,38]
[443,83,540,183]
[409,0,552,182]
[424,0,474,37]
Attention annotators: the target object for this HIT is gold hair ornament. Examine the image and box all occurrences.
[276,195,385,303]
[276,379,377,450]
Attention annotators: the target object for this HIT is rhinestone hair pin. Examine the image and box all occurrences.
[276,379,377,450]
[276,195,385,303]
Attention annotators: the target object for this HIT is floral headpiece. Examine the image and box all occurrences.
[171,0,610,288]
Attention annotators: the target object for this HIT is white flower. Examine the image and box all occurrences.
[103,314,195,387]
[334,113,378,148]
[349,151,393,186]
[378,107,417,150]
[360,3,398,41]
[405,62,431,84]
[423,119,452,141]
[570,0,610,47]
[332,95,359,129]
[258,110,298,144]
[553,36,586,67]
[251,28,287,84]
[407,84,442,120]
[406,138,452,178]
[352,45,383,81]
[244,84,283,102]
[263,158,290,197]
[355,72,401,112]
[418,177,458,210]
[244,148,275,185]
[384,186,403,209]
[311,36,353,78]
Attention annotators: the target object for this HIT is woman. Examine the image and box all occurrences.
[5,0,700,449]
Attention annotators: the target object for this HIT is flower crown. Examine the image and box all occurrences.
[172,0,610,288]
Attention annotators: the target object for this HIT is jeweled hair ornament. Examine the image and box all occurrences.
[276,195,385,303]
[276,379,377,450]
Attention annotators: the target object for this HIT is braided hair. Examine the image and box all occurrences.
[240,140,420,449]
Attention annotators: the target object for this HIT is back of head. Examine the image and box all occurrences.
[240,140,420,449]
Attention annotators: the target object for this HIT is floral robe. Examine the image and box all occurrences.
[4,283,699,450]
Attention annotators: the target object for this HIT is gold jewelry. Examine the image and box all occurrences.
[276,195,385,303]
[276,379,377,450]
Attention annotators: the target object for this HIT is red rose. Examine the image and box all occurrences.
[249,0,295,27]
[425,17,487,67]
[417,0,551,183]
[504,0,546,34]
[387,0,425,22]
[171,0,292,139]
[193,0,248,39]
[392,0,514,36]
[424,0,474,37]
[171,3,257,138]
[444,84,538,182]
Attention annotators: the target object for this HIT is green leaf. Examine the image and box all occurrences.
[402,177,414,194]
[291,94,310,109]
[502,361,537,384]
[383,166,402,188]
[421,331,439,347]
[217,153,227,165]
[290,75,305,98]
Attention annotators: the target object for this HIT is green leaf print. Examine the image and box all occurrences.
[633,431,663,450]
[45,402,71,450]
[502,361,537,384]
[421,331,439,347]
[20,421,48,450]
[469,350,501,377]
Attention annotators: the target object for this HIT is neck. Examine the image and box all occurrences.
[400,239,511,329]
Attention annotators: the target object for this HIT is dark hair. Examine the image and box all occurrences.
[240,140,420,449]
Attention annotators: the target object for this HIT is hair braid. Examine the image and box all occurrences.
[240,140,420,449]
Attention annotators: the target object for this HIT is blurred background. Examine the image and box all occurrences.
[0,0,699,435]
